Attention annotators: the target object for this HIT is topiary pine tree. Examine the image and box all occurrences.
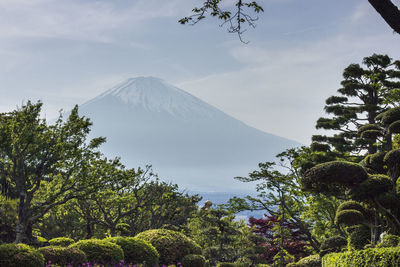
[312,54,400,157]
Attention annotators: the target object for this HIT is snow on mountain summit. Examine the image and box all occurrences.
[85,76,221,120]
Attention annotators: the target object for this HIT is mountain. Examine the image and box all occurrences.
[79,77,301,192]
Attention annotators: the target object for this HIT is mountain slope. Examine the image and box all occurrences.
[79,77,301,192]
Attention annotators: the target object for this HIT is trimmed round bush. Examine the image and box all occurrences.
[104,236,159,266]
[182,254,206,267]
[389,121,400,134]
[335,209,364,226]
[358,124,381,134]
[360,130,381,140]
[377,193,400,209]
[363,152,386,174]
[0,243,45,267]
[351,174,393,200]
[381,107,400,125]
[384,150,400,169]
[348,225,370,249]
[337,201,365,214]
[377,234,400,248]
[39,246,87,267]
[216,263,236,267]
[320,236,347,257]
[302,161,368,193]
[135,229,201,265]
[48,237,75,247]
[294,254,321,267]
[69,239,124,264]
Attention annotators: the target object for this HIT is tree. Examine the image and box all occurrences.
[248,215,311,265]
[0,101,105,243]
[181,1,400,40]
[231,149,321,252]
[312,54,400,157]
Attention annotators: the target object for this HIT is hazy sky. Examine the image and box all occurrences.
[0,0,399,144]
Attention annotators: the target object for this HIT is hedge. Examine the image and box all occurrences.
[135,229,201,265]
[48,237,75,247]
[322,247,400,267]
[38,246,87,267]
[0,243,45,267]
[69,239,124,264]
[104,236,159,266]
[182,254,206,267]
[291,254,321,267]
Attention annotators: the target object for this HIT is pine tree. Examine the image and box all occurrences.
[312,54,400,157]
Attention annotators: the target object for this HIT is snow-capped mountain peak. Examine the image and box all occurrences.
[85,76,220,119]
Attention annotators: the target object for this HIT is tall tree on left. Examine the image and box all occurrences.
[0,101,105,243]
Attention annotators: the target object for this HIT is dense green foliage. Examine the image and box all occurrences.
[38,246,87,267]
[322,247,400,267]
[69,239,124,264]
[319,236,347,256]
[0,243,44,267]
[135,228,202,265]
[289,254,321,267]
[104,236,159,266]
[48,237,75,247]
[182,254,207,267]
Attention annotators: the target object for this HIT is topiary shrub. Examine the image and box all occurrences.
[216,263,236,267]
[348,225,370,250]
[377,234,400,248]
[38,246,87,267]
[336,201,365,214]
[135,228,201,265]
[0,243,45,267]
[335,210,364,226]
[376,193,400,209]
[182,254,206,267]
[319,236,347,257]
[350,174,393,200]
[358,124,381,134]
[360,130,381,140]
[69,239,123,264]
[302,161,368,194]
[104,236,159,266]
[48,237,75,247]
[362,152,386,174]
[389,121,400,134]
[322,247,400,267]
[293,254,321,267]
[381,107,400,126]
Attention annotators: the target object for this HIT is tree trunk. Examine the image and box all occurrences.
[15,192,28,243]
[368,0,400,34]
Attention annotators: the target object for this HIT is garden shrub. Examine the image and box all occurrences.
[291,254,321,267]
[319,236,347,256]
[216,263,236,267]
[389,120,400,134]
[38,245,87,267]
[69,239,124,264]
[105,236,159,266]
[135,228,202,265]
[348,225,370,250]
[377,234,400,248]
[0,243,45,267]
[384,149,400,169]
[335,210,364,226]
[322,247,400,267]
[49,237,75,247]
[350,174,392,200]
[182,254,206,267]
[302,161,368,193]
[336,200,365,214]
[381,107,400,125]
